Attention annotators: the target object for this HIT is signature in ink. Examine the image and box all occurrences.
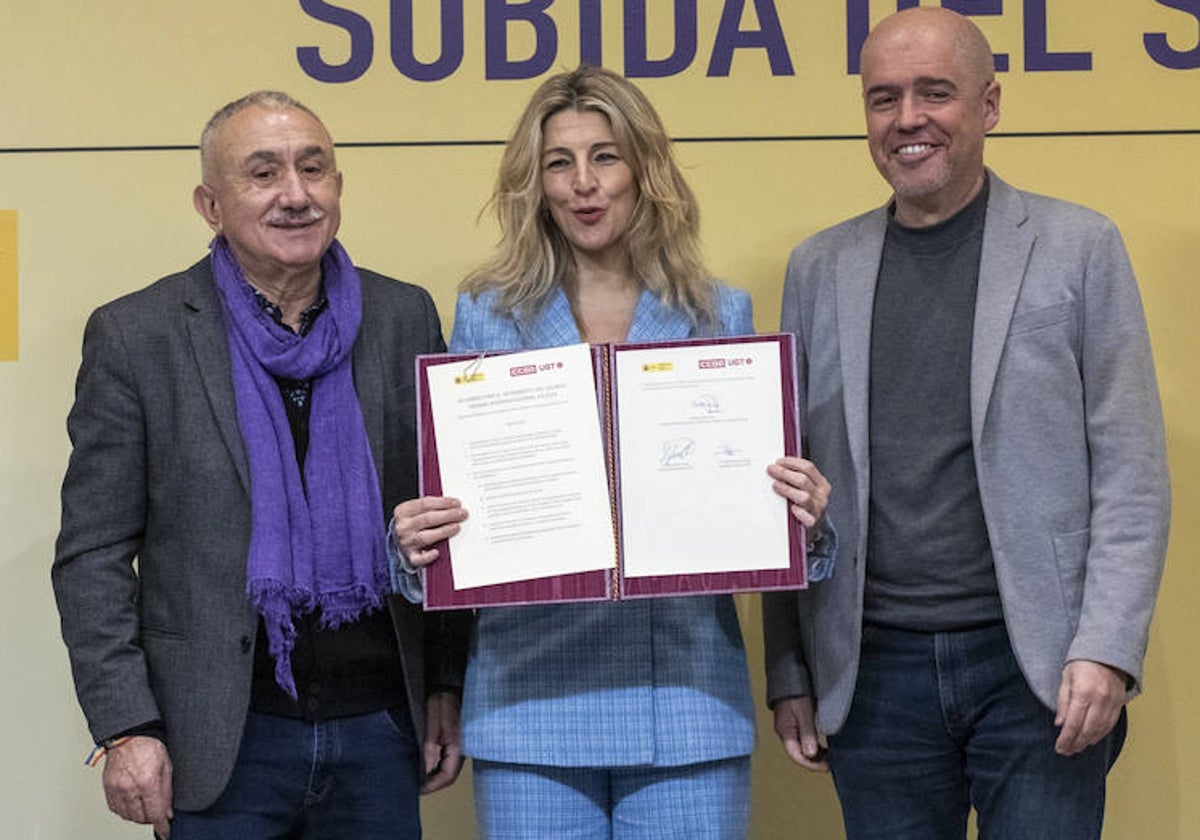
[713,443,743,458]
[692,393,721,415]
[659,437,696,468]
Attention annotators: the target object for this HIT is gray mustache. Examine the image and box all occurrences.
[267,207,325,225]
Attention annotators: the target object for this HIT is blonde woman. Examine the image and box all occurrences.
[394,66,830,839]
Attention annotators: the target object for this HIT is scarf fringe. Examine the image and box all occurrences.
[316,583,388,629]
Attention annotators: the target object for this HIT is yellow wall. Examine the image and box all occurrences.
[1,2,1195,837]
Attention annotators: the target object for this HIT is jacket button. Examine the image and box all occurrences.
[239,635,252,653]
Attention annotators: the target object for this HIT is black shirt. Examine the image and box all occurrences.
[247,288,407,721]
[864,179,1004,631]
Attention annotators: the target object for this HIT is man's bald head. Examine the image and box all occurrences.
[862,7,996,93]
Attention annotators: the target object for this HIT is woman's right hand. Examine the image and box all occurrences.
[391,497,469,567]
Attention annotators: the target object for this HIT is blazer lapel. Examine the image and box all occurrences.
[184,258,250,493]
[837,208,887,551]
[352,312,386,482]
[626,288,693,342]
[518,288,582,348]
[971,175,1034,446]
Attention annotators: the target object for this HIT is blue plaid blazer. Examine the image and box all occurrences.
[450,284,758,767]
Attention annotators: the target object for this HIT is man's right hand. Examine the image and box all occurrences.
[102,736,173,838]
[773,695,829,772]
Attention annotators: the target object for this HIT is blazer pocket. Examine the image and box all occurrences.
[140,624,189,641]
[1008,301,1073,336]
[1052,527,1090,625]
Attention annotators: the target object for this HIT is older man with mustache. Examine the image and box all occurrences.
[52,91,469,839]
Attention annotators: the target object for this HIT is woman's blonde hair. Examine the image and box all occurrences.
[463,65,717,326]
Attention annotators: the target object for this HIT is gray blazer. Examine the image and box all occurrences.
[52,256,469,810]
[763,174,1170,735]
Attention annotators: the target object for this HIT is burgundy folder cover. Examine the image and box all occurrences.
[415,334,806,609]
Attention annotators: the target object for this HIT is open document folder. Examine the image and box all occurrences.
[416,334,807,609]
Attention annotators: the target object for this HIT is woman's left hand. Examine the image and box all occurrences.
[391,496,468,567]
[767,457,831,529]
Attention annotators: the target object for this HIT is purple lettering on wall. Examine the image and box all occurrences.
[390,0,464,82]
[845,0,870,76]
[942,0,1009,71]
[625,0,698,78]
[580,0,603,66]
[707,0,794,76]
[1144,0,1200,69]
[298,0,1197,86]
[485,0,557,80]
[1024,0,1091,70]
[297,0,374,83]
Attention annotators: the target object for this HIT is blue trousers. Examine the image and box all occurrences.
[473,756,751,839]
[170,709,422,840]
[827,623,1125,840]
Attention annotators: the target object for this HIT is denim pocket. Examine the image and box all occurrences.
[382,704,418,745]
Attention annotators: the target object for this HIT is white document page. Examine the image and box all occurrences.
[614,341,791,577]
[425,343,616,590]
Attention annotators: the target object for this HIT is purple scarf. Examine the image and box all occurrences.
[210,236,389,697]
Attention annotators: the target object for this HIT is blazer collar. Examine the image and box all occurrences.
[352,283,386,483]
[182,256,386,492]
[518,288,581,348]
[837,172,1035,457]
[627,287,695,342]
[971,172,1035,445]
[518,286,695,347]
[836,208,889,507]
[183,256,250,493]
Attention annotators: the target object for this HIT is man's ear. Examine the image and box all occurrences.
[193,183,221,232]
[982,80,1001,133]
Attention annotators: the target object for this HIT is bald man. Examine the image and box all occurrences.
[763,9,1169,839]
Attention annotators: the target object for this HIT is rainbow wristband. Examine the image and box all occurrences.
[85,735,134,767]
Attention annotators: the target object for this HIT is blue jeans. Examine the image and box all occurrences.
[473,757,751,839]
[827,623,1125,840]
[170,708,422,840]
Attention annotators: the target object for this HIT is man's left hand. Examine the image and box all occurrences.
[421,692,464,794]
[101,735,173,837]
[1054,659,1128,756]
